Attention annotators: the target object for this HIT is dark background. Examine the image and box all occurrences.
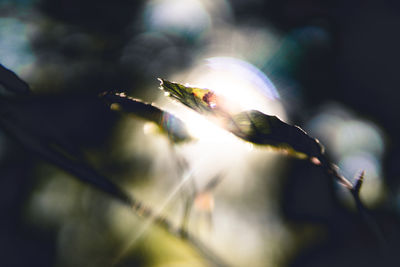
[1,0,400,266]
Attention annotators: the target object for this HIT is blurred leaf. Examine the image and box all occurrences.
[100,91,193,143]
[160,79,324,158]
[0,66,133,206]
[0,97,133,206]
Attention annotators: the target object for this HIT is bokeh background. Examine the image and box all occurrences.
[1,0,400,266]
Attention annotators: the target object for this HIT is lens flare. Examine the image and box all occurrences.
[157,57,287,197]
[206,57,280,100]
[185,57,284,118]
[164,57,286,144]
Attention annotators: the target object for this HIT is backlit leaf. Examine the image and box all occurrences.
[227,110,324,158]
[159,79,324,158]
[158,79,221,115]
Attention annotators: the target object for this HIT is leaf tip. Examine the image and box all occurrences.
[157,77,164,90]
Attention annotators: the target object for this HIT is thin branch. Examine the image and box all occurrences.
[352,170,365,197]
[317,156,389,262]
[317,155,354,190]
[350,171,388,259]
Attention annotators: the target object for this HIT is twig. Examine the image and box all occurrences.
[317,156,389,262]
[317,155,353,190]
[350,171,389,260]
[352,170,364,196]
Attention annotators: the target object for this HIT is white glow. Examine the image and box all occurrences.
[178,108,230,140]
[150,57,287,266]
[186,57,286,119]
[174,57,286,150]
[160,57,286,188]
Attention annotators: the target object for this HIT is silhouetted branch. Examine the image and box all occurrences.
[0,64,30,94]
[318,156,389,262]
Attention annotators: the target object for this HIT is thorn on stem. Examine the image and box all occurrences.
[353,170,365,196]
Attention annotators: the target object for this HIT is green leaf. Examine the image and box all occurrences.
[159,79,324,158]
[227,110,324,158]
[158,79,220,115]
[100,91,193,143]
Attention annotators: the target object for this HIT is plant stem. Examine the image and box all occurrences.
[317,155,389,263]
